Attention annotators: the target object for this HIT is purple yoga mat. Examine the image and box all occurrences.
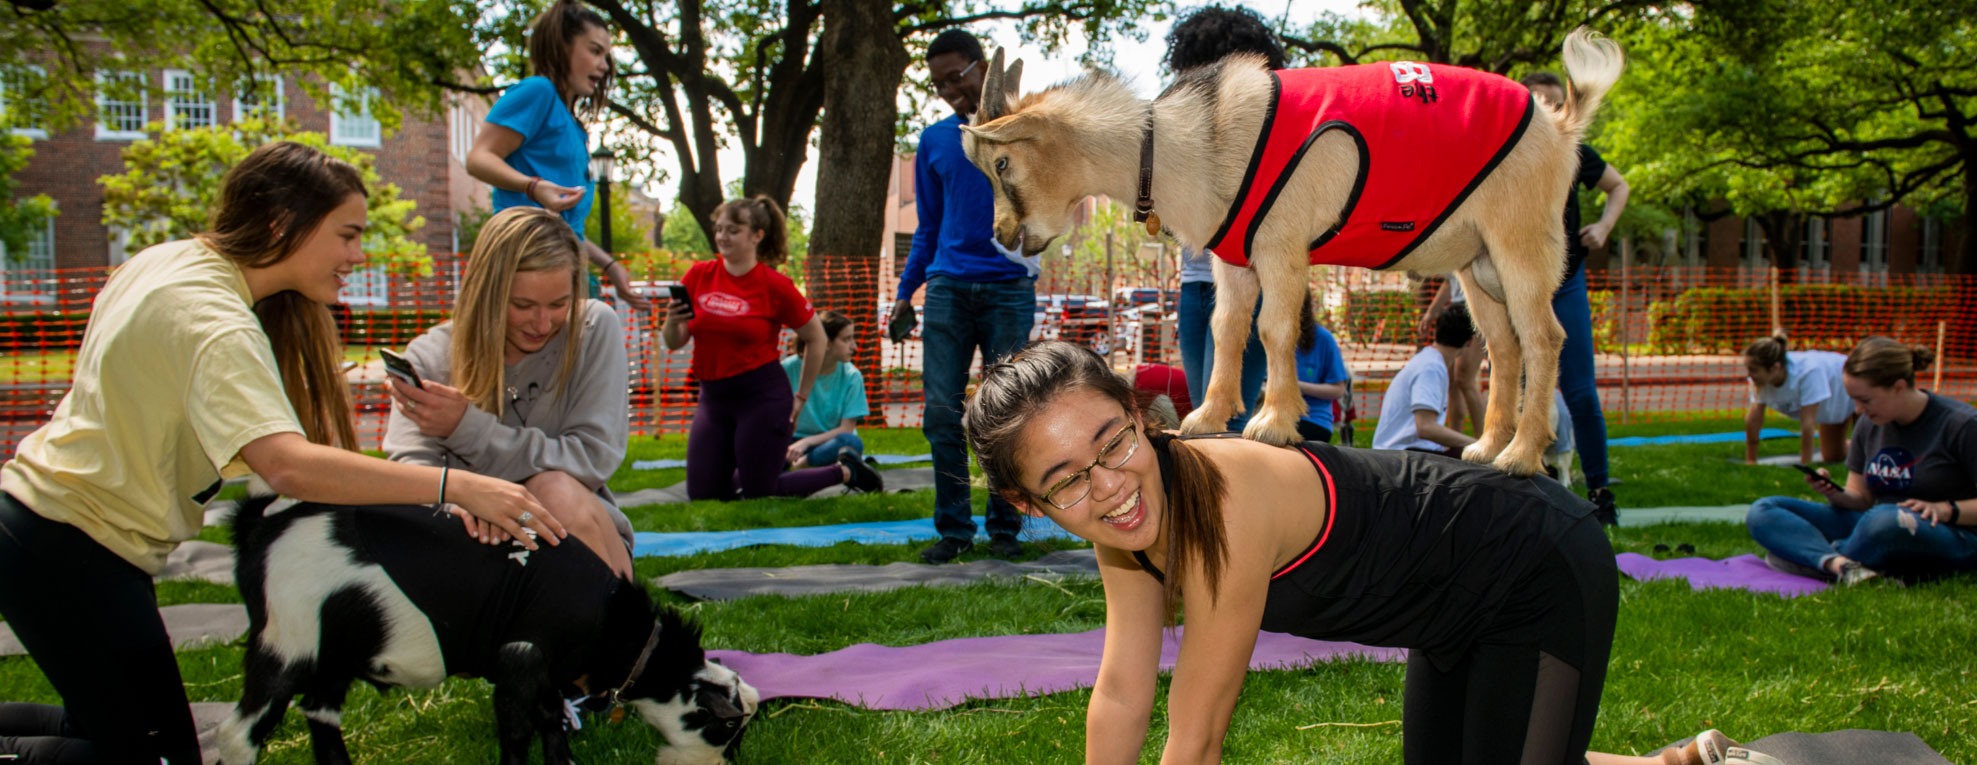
[708,627,1402,711]
[1615,553,1829,597]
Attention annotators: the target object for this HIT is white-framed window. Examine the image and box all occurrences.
[329,84,381,148]
[1,216,58,305]
[1,65,49,139]
[1919,217,1942,274]
[232,74,284,122]
[1802,216,1829,269]
[1859,208,1888,273]
[448,96,477,162]
[1741,217,1768,268]
[95,70,148,141]
[162,69,214,130]
[337,267,390,306]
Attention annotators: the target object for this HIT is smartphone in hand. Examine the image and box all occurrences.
[378,348,424,390]
[668,284,695,320]
[888,303,918,343]
[1792,463,1841,491]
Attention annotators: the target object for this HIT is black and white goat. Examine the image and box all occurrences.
[216,496,756,765]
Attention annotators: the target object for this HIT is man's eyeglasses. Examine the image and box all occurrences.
[936,59,978,90]
[1038,423,1139,511]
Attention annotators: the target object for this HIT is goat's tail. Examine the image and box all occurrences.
[228,494,282,548]
[1558,27,1624,140]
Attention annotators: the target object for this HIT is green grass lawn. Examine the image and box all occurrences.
[3,417,1971,763]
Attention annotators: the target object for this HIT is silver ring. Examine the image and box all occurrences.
[405,400,418,410]
[518,511,534,524]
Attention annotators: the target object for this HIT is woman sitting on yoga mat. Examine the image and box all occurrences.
[0,142,556,765]
[382,206,635,581]
[963,340,1777,765]
[784,309,876,472]
[1747,336,1977,586]
[1742,334,1853,466]
[662,196,883,499]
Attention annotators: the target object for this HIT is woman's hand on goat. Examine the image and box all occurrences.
[389,378,471,439]
[448,471,565,550]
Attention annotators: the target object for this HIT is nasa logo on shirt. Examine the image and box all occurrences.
[1866,447,1918,493]
[700,292,750,317]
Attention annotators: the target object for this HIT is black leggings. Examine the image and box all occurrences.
[0,494,201,764]
[1400,518,1619,765]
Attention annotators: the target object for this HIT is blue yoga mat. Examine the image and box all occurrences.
[631,453,933,471]
[632,515,1077,558]
[1608,428,1792,447]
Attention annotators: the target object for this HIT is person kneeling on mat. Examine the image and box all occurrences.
[963,340,1780,765]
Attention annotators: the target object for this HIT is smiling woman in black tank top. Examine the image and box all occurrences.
[963,341,1781,765]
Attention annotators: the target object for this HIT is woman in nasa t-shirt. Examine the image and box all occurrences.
[1745,337,1977,583]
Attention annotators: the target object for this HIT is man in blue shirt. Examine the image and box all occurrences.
[890,29,1038,564]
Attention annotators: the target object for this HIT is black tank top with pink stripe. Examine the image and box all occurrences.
[1134,436,1593,670]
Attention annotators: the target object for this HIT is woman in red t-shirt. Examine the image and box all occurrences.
[662,196,884,499]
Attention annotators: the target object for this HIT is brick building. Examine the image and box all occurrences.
[2,67,493,285]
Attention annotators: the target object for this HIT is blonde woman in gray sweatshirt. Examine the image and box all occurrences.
[384,207,635,580]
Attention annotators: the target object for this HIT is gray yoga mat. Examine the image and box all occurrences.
[659,548,1100,600]
[1661,729,1951,765]
[616,466,938,508]
[158,540,237,585]
[0,603,248,657]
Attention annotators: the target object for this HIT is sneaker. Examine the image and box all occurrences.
[988,535,1022,558]
[920,537,973,564]
[1763,552,1832,581]
[1588,487,1618,527]
[837,449,884,493]
[1835,560,1882,587]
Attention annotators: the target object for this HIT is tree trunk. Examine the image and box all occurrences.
[808,0,908,393]
[1758,211,1806,277]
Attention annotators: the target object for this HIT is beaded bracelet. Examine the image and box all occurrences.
[437,453,451,508]
[524,176,542,203]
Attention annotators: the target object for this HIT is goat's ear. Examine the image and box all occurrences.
[1003,58,1023,105]
[978,47,1008,122]
[961,112,1043,145]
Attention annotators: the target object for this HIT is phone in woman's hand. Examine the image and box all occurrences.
[1793,463,1841,492]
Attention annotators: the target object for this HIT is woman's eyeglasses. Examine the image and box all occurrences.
[1039,423,1139,511]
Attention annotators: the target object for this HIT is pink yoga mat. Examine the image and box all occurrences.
[708,627,1402,711]
[1614,553,1829,597]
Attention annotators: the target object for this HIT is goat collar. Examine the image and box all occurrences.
[608,621,664,703]
[1133,114,1159,236]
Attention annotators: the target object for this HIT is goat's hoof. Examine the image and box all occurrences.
[1240,412,1301,447]
[1179,407,1228,435]
[1461,439,1502,464]
[1491,448,1545,477]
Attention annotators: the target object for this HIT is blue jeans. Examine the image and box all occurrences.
[1746,496,1977,577]
[922,276,1034,542]
[795,432,865,467]
[1553,268,1608,490]
[1177,281,1266,430]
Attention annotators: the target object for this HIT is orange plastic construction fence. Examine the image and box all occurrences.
[0,252,1971,453]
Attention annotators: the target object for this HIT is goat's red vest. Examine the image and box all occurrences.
[1204,63,1534,269]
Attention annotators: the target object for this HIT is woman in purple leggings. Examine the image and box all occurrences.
[662,196,882,500]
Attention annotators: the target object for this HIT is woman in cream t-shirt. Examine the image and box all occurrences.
[0,142,559,764]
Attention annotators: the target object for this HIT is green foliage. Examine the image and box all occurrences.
[1644,283,1956,354]
[582,184,655,256]
[0,132,56,261]
[1601,2,1973,218]
[660,201,712,256]
[1331,289,1419,345]
[98,118,431,277]
[1,0,484,136]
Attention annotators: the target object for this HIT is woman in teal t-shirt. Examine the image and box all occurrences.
[784,310,874,471]
[464,0,650,311]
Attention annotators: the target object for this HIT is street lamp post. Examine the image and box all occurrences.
[589,147,616,256]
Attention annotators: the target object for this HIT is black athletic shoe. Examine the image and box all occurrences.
[1589,487,1618,527]
[988,535,1022,558]
[920,537,973,564]
[838,448,884,493]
